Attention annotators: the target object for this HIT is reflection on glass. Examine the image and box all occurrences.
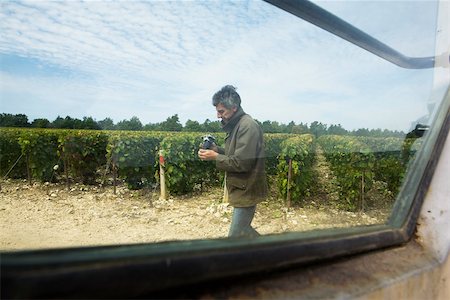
[0,1,442,250]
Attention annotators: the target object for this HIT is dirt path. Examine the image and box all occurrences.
[0,178,389,251]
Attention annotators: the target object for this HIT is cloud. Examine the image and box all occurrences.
[0,0,443,131]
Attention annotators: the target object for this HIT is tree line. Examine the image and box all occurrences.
[0,113,405,137]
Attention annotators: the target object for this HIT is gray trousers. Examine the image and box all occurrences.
[228,205,260,238]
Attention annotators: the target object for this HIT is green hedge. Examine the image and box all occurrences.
[106,131,164,189]
[159,133,225,195]
[357,137,405,194]
[276,134,316,205]
[318,135,375,211]
[59,130,108,184]
[0,128,235,194]
[2,128,422,207]
[0,128,28,179]
[17,129,60,182]
[265,133,292,175]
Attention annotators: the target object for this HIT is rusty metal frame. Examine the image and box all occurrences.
[264,0,443,69]
[1,1,449,298]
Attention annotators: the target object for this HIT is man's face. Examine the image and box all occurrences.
[216,103,237,123]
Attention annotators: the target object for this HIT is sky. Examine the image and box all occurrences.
[0,0,446,132]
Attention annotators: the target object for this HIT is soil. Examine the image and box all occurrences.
[0,145,393,251]
[0,179,390,251]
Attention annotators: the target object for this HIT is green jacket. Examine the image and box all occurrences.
[216,107,268,207]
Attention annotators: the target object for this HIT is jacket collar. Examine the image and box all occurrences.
[222,107,246,133]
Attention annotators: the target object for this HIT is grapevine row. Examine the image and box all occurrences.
[1,128,422,210]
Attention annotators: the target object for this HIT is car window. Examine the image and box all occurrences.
[0,0,445,251]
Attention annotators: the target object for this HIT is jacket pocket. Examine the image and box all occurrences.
[227,175,247,191]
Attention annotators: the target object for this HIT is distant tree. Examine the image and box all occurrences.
[159,114,183,131]
[116,116,143,131]
[98,118,115,130]
[184,119,202,132]
[261,120,273,133]
[73,118,84,129]
[388,129,404,138]
[274,121,284,133]
[51,116,82,129]
[143,122,161,131]
[52,116,73,129]
[352,128,370,136]
[286,121,296,134]
[81,117,100,130]
[261,120,283,133]
[31,118,51,128]
[129,116,143,131]
[328,124,347,135]
[5,112,405,138]
[368,128,383,137]
[0,113,29,127]
[292,122,309,134]
[202,119,221,132]
[310,121,327,137]
[51,116,64,128]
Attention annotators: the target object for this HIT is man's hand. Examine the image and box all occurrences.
[198,149,219,161]
[209,144,219,153]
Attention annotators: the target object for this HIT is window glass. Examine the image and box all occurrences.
[0,1,444,250]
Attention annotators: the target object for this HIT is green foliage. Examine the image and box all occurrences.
[1,112,407,138]
[0,128,28,178]
[318,135,375,211]
[357,136,405,194]
[143,115,184,132]
[31,118,51,128]
[355,136,423,196]
[1,128,424,209]
[98,118,115,130]
[264,133,293,175]
[59,130,108,184]
[276,134,316,205]
[183,120,203,132]
[52,116,100,130]
[159,133,224,195]
[107,132,164,189]
[0,113,29,127]
[17,129,59,182]
[309,121,327,137]
[202,119,222,132]
[159,114,183,131]
[401,137,423,166]
[115,116,143,131]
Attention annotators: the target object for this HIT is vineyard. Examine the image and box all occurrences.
[1,127,422,211]
[0,127,424,250]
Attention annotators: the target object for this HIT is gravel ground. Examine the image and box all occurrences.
[0,179,390,251]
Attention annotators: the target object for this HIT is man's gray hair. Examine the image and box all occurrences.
[212,85,241,109]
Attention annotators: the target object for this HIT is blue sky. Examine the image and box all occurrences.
[0,0,444,131]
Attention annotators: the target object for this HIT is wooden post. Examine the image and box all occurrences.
[102,153,113,188]
[223,175,228,203]
[361,171,365,212]
[159,150,167,200]
[26,154,32,185]
[286,159,293,208]
[64,156,70,191]
[113,163,117,195]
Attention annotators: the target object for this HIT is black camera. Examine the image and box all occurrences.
[202,134,216,149]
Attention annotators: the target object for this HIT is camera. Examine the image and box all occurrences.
[202,134,216,149]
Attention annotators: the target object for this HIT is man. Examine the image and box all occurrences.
[198,85,268,237]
